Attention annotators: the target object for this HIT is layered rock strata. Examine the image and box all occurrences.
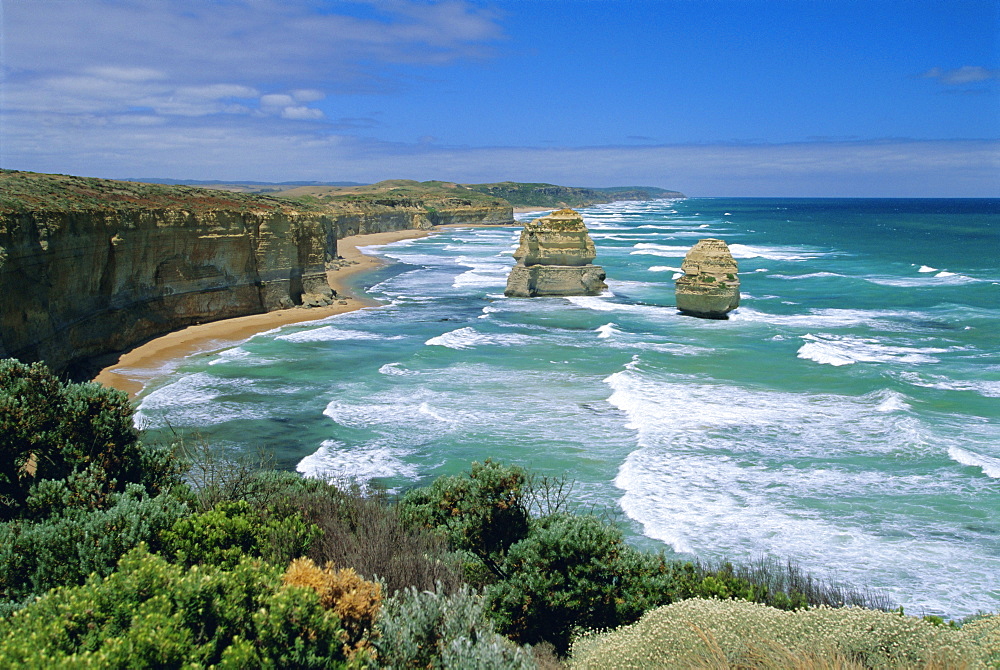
[504,209,607,297]
[0,207,334,377]
[0,172,513,377]
[675,238,740,318]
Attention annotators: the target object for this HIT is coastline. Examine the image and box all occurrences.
[93,228,431,398]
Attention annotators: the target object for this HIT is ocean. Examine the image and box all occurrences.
[135,197,1000,618]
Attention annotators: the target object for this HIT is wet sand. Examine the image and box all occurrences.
[93,229,431,398]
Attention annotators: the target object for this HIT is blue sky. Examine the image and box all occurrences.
[2,0,998,196]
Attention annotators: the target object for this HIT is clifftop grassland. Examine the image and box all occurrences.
[274,179,509,213]
[110,176,686,211]
[0,170,298,215]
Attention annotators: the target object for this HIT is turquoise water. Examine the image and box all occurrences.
[136,198,1000,617]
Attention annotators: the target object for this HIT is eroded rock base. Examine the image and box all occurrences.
[505,264,607,297]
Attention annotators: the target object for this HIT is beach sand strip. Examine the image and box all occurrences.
[93,229,430,398]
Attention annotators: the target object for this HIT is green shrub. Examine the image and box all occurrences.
[400,459,531,581]
[160,499,319,569]
[487,513,673,654]
[0,545,351,668]
[569,598,993,669]
[714,556,893,611]
[178,440,329,512]
[0,485,187,611]
[0,359,178,520]
[375,584,534,670]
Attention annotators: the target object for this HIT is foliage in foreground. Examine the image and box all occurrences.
[0,482,186,613]
[375,584,536,670]
[1,359,994,666]
[570,598,1000,669]
[399,459,894,656]
[0,359,178,521]
[0,545,363,668]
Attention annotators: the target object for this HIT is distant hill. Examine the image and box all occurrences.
[462,182,685,208]
[120,178,369,194]
[271,180,507,210]
[116,177,685,208]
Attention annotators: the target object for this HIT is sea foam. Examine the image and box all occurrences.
[297,440,420,491]
[796,333,949,366]
[276,326,404,343]
[425,326,535,350]
[948,447,1000,478]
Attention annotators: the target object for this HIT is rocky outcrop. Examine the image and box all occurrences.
[675,239,740,318]
[504,209,607,297]
[0,207,334,377]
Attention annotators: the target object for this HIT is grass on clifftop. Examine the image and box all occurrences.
[275,179,509,210]
[0,171,684,216]
[0,170,311,215]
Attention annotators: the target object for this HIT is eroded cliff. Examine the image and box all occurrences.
[0,171,511,376]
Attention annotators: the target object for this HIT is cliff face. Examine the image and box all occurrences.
[505,209,607,297]
[0,171,513,377]
[325,197,512,256]
[0,206,333,376]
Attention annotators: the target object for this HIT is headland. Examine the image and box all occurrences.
[0,170,683,394]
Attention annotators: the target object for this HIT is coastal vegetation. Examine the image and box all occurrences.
[269,179,684,212]
[0,169,293,215]
[462,182,684,208]
[1,358,997,667]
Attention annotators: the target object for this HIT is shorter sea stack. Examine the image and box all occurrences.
[675,238,740,318]
[504,209,607,297]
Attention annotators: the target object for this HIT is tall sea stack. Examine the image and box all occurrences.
[675,238,740,318]
[504,209,607,297]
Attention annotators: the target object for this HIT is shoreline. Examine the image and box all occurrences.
[93,228,432,398]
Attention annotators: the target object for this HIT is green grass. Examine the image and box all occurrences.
[0,170,302,215]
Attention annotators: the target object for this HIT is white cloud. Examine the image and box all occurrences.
[2,104,996,197]
[85,66,167,82]
[4,1,502,92]
[2,0,497,143]
[291,89,325,103]
[178,85,259,101]
[921,66,1000,85]
[281,106,325,121]
[261,94,297,109]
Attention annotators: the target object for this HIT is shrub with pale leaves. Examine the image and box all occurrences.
[570,598,997,669]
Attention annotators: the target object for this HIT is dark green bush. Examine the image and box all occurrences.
[160,499,319,569]
[0,359,178,521]
[400,459,531,581]
[0,545,350,668]
[487,513,673,654]
[0,484,187,612]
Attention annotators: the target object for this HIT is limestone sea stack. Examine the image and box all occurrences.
[675,238,740,318]
[504,209,607,297]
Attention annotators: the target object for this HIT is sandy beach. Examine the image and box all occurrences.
[93,228,431,398]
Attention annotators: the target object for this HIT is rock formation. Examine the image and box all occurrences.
[504,209,607,297]
[675,238,740,318]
